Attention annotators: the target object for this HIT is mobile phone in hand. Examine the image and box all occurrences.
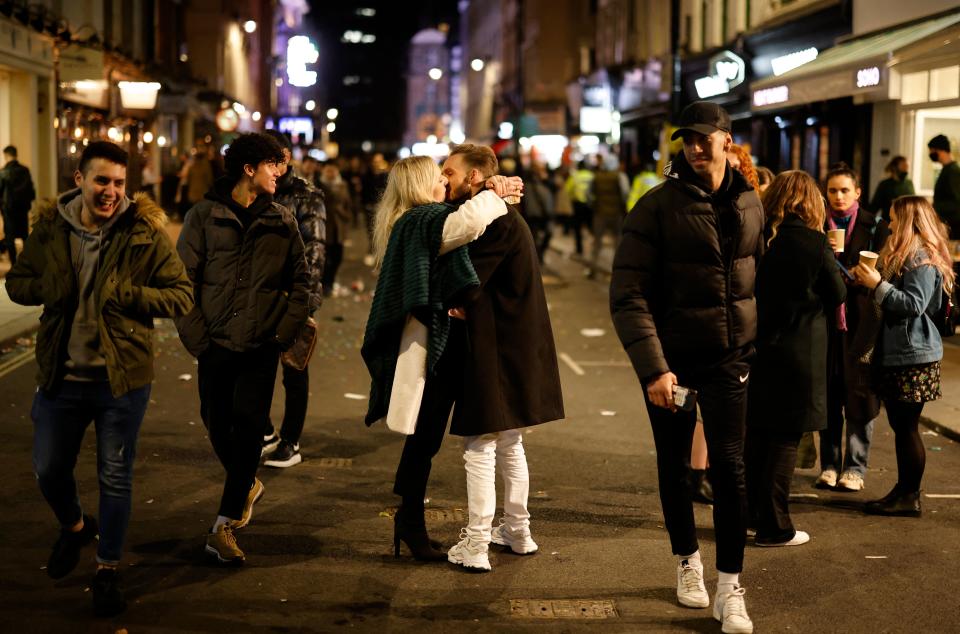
[672,385,698,412]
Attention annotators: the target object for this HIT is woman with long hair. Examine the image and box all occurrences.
[745,171,846,546]
[869,156,915,220]
[361,155,521,560]
[817,163,890,493]
[851,196,954,516]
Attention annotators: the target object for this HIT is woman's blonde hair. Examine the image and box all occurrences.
[760,170,825,245]
[880,196,955,292]
[372,156,440,268]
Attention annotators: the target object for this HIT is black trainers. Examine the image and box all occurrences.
[47,514,99,579]
[92,568,127,617]
[264,440,302,468]
[262,428,280,455]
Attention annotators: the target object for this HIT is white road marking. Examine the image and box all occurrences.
[559,353,585,376]
[924,493,960,499]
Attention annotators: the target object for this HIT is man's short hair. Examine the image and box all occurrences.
[448,143,498,178]
[263,129,293,152]
[224,133,286,182]
[928,134,951,153]
[2,145,16,158]
[78,141,128,174]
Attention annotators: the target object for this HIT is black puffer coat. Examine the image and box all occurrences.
[174,180,310,357]
[274,169,326,313]
[610,153,764,381]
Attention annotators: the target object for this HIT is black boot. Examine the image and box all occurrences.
[689,469,714,505]
[864,489,921,517]
[393,507,446,561]
[92,568,127,617]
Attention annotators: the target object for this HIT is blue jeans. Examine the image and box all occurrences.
[32,381,151,565]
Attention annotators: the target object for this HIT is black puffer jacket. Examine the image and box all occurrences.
[174,179,310,357]
[610,153,764,381]
[274,169,326,312]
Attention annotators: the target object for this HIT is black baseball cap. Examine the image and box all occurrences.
[670,101,732,140]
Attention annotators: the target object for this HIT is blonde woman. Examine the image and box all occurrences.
[745,171,846,546]
[851,196,955,516]
[361,155,521,561]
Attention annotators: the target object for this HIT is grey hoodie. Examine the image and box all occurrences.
[57,188,131,381]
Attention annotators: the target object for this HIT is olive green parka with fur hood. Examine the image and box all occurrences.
[6,191,193,397]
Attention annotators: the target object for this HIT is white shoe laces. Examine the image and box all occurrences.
[679,563,705,592]
[723,586,749,620]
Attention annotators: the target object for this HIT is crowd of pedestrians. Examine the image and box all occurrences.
[3,101,957,632]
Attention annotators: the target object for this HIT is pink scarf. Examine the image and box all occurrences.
[826,201,859,331]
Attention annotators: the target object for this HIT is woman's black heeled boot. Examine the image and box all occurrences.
[864,488,921,517]
[393,507,446,561]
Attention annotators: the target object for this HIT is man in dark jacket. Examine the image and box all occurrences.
[260,130,326,469]
[928,134,960,237]
[441,144,564,571]
[610,102,762,633]
[6,141,193,617]
[175,133,310,565]
[0,145,36,265]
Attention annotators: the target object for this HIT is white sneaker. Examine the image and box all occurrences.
[713,585,753,633]
[755,530,810,547]
[836,471,864,491]
[676,559,709,608]
[491,519,538,555]
[447,530,491,572]
[815,469,838,489]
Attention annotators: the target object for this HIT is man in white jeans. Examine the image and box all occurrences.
[441,144,565,571]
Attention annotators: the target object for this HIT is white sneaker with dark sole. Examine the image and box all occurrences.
[676,559,710,608]
[815,469,838,489]
[836,471,864,491]
[490,520,538,555]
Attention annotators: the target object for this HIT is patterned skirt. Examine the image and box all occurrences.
[877,361,942,403]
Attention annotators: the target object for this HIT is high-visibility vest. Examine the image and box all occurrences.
[627,171,662,211]
[565,168,595,204]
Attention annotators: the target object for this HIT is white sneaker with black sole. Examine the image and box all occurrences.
[264,440,302,468]
[676,559,710,608]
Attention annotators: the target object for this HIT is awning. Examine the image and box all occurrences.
[750,10,960,111]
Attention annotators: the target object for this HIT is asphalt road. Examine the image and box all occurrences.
[0,236,958,633]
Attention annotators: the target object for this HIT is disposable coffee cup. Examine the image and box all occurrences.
[859,250,879,270]
[503,195,521,205]
[827,229,845,252]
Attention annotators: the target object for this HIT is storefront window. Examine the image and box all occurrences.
[911,105,960,195]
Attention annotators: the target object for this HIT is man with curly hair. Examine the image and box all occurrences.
[175,133,310,564]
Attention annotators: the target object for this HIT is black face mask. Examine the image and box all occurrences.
[930,151,940,163]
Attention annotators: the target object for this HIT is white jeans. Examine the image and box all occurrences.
[463,429,530,543]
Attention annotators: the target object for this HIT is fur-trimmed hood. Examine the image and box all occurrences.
[33,190,168,232]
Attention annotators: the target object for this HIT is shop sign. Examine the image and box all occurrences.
[694,51,745,99]
[59,45,104,83]
[855,66,881,89]
[753,85,789,107]
[287,35,318,87]
[770,47,818,76]
[580,106,612,134]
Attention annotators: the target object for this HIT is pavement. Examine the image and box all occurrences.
[0,225,958,633]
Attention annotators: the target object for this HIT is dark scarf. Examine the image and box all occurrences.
[826,200,860,330]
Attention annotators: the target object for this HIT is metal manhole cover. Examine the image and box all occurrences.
[510,599,619,619]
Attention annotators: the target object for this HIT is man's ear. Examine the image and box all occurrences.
[469,168,484,186]
[74,170,83,188]
[243,163,256,178]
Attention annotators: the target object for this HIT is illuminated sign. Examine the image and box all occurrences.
[694,50,746,99]
[753,85,789,107]
[278,117,315,144]
[287,36,318,87]
[118,81,161,109]
[579,106,612,133]
[770,47,818,76]
[856,66,881,88]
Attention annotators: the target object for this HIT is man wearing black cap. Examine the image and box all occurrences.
[927,134,960,237]
[610,101,762,633]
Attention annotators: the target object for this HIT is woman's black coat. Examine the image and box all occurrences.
[747,216,847,433]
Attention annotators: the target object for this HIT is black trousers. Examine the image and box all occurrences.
[392,324,463,506]
[745,428,802,543]
[265,362,309,445]
[571,202,592,256]
[322,242,345,292]
[645,349,751,573]
[198,343,279,519]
